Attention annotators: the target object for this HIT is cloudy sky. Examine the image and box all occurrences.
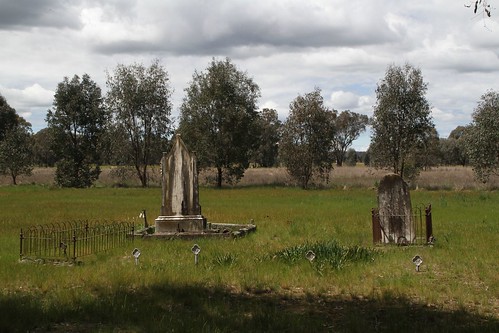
[1,0,498,150]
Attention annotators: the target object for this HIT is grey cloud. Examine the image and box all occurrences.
[0,0,82,30]
[89,1,397,56]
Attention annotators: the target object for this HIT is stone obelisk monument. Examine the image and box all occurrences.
[155,134,206,233]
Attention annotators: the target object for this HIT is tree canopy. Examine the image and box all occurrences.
[0,120,33,185]
[0,95,33,185]
[279,88,336,189]
[251,108,281,167]
[178,58,261,187]
[370,63,434,180]
[464,90,499,182]
[106,59,173,187]
[332,110,369,166]
[46,74,107,187]
[0,94,19,141]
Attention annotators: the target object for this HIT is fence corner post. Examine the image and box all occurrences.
[425,204,433,242]
[372,208,381,244]
[19,229,24,260]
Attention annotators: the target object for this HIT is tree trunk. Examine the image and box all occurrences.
[216,167,223,188]
[136,164,148,187]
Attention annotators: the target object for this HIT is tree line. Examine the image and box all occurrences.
[1,59,498,188]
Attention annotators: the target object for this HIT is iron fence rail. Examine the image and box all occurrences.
[20,221,134,261]
[371,204,433,245]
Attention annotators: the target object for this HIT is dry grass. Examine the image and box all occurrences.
[2,165,498,190]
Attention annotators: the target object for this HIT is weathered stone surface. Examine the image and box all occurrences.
[160,134,201,216]
[155,134,205,233]
[151,134,256,239]
[377,174,415,244]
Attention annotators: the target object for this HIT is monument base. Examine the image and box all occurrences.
[155,215,207,233]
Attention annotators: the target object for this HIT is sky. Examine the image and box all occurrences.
[1,0,498,150]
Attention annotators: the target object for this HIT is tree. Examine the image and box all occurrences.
[46,74,107,188]
[32,128,57,167]
[439,126,468,166]
[465,0,492,18]
[345,148,358,166]
[414,127,440,171]
[178,58,261,187]
[106,59,173,187]
[464,90,499,182]
[0,118,33,185]
[0,94,18,141]
[370,63,434,180]
[332,110,369,166]
[251,108,281,167]
[279,88,336,189]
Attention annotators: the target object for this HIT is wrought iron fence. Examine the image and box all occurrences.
[371,204,433,245]
[20,221,135,261]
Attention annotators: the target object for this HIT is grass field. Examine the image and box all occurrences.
[2,165,499,190]
[0,184,498,332]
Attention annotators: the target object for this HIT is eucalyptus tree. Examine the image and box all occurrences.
[279,88,336,189]
[46,74,106,187]
[0,94,18,141]
[332,110,369,166]
[0,116,33,185]
[252,108,281,167]
[106,59,173,187]
[32,128,57,167]
[178,58,261,187]
[370,63,434,180]
[464,90,499,182]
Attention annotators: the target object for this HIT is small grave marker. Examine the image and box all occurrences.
[191,244,201,265]
[306,250,316,262]
[412,255,423,272]
[132,248,141,265]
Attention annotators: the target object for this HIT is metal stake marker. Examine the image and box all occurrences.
[132,248,141,265]
[191,244,201,265]
[412,255,423,272]
[306,250,316,262]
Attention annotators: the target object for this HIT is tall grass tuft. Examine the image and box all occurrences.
[271,240,378,270]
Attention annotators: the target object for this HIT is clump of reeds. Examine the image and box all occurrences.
[270,240,378,270]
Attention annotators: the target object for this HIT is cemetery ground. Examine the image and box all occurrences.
[0,180,498,331]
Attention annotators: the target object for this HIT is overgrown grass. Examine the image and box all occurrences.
[0,186,498,332]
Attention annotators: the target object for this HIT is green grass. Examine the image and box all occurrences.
[0,185,498,332]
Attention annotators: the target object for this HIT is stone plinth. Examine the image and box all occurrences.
[155,215,207,233]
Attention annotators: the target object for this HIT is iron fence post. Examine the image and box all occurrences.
[72,231,77,262]
[425,204,433,242]
[19,229,24,260]
[372,208,381,244]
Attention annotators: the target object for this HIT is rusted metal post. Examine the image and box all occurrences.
[425,204,433,242]
[72,232,77,262]
[372,208,381,244]
[142,209,148,228]
[20,229,24,260]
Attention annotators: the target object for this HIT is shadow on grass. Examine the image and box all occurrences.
[1,284,497,332]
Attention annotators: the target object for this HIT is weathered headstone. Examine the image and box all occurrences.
[155,134,206,233]
[377,174,415,244]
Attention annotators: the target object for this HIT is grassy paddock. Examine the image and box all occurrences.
[0,186,498,332]
[3,165,499,190]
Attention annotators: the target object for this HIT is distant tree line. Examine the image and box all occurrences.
[1,59,498,188]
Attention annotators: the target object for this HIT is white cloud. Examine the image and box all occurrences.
[329,90,373,116]
[0,0,498,145]
[2,84,53,108]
